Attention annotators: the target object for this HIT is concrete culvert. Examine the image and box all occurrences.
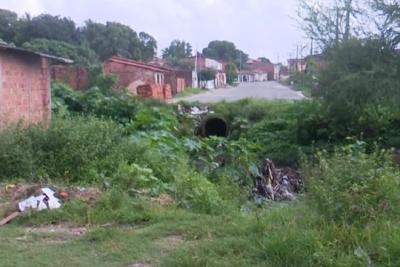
[199,115,229,137]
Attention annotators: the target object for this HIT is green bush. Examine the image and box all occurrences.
[0,116,126,183]
[303,143,400,224]
[175,172,224,214]
[91,189,152,224]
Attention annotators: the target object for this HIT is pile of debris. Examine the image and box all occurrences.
[0,184,101,226]
[253,159,303,202]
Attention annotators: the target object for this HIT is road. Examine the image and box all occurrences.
[172,81,305,103]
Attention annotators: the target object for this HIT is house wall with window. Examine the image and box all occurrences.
[103,56,172,96]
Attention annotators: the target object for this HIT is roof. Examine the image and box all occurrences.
[107,56,173,73]
[242,60,274,74]
[0,44,73,64]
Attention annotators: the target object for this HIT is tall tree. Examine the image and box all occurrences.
[81,21,142,60]
[203,40,249,68]
[15,14,79,45]
[162,40,192,61]
[203,40,237,62]
[139,32,157,60]
[0,9,18,43]
[22,38,99,66]
[258,57,271,64]
[373,0,400,47]
[297,0,362,49]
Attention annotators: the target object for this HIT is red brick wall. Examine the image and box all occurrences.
[0,51,51,127]
[176,78,185,93]
[175,70,192,90]
[103,60,158,95]
[164,72,177,95]
[51,65,89,91]
[136,84,172,101]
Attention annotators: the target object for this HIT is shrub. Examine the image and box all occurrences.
[175,172,224,214]
[303,143,400,224]
[0,125,37,180]
[0,116,126,183]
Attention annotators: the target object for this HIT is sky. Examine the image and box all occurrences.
[0,0,307,63]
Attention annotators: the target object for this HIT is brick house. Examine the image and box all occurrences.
[147,58,193,94]
[103,56,174,100]
[0,44,72,127]
[288,58,307,74]
[239,59,275,82]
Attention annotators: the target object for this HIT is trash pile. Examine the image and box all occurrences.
[177,104,212,118]
[0,184,101,226]
[253,159,303,202]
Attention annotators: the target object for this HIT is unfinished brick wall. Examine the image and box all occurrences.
[0,51,51,127]
[103,57,176,101]
[163,84,172,100]
[137,84,163,100]
[51,65,89,91]
[136,84,172,101]
[104,59,160,95]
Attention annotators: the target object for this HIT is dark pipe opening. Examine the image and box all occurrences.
[204,117,228,137]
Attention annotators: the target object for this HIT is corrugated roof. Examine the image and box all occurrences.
[0,44,73,64]
[107,56,173,73]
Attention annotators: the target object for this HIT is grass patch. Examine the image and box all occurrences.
[175,87,206,98]
[2,201,399,266]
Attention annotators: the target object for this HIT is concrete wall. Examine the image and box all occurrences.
[0,51,51,127]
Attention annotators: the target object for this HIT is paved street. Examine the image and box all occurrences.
[173,81,305,103]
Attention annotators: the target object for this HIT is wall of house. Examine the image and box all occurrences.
[175,70,193,89]
[0,51,51,127]
[51,65,89,91]
[103,60,159,95]
[136,84,172,101]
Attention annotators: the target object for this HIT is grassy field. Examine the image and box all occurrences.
[0,201,314,267]
[2,198,398,267]
[1,84,400,266]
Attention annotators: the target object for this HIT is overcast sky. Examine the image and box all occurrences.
[0,0,307,63]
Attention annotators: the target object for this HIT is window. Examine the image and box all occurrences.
[155,73,164,85]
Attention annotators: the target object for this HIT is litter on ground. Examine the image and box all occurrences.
[253,158,303,202]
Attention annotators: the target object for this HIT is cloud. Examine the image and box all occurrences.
[2,0,45,15]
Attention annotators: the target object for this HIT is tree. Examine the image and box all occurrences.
[81,21,143,61]
[297,0,363,49]
[139,32,157,60]
[162,40,192,60]
[22,38,99,66]
[203,40,237,62]
[0,9,18,43]
[258,57,271,64]
[203,40,249,68]
[199,68,216,82]
[373,0,400,47]
[15,14,79,45]
[319,38,400,123]
[225,63,238,85]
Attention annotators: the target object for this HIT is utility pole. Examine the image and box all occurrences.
[296,45,299,72]
[335,6,340,45]
[239,52,242,83]
[310,37,314,56]
[344,0,352,41]
[194,48,198,88]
